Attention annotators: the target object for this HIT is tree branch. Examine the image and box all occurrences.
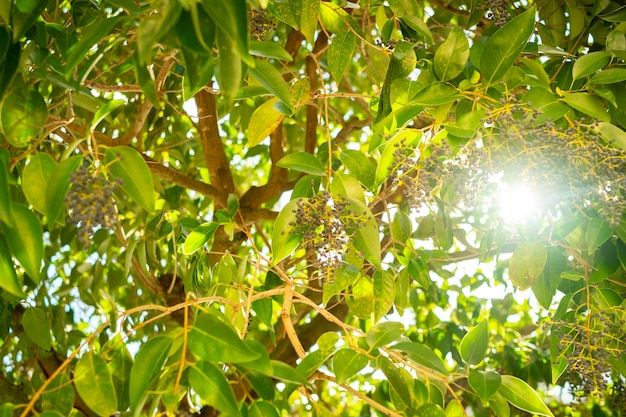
[195,88,236,195]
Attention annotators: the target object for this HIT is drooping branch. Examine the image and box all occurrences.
[195,88,236,195]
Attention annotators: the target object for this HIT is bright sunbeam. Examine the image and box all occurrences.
[497,184,538,224]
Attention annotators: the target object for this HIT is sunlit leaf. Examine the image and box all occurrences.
[188,311,260,363]
[508,241,547,290]
[460,320,489,365]
[0,87,47,148]
[434,27,469,81]
[249,401,280,417]
[323,265,359,305]
[499,375,555,417]
[248,98,285,147]
[75,351,118,417]
[328,28,356,82]
[480,7,536,85]
[6,204,43,282]
[270,360,308,384]
[183,222,220,255]
[249,60,293,111]
[366,321,404,350]
[333,349,369,384]
[277,152,326,176]
[339,150,375,190]
[0,236,24,297]
[41,371,74,415]
[560,92,610,122]
[373,270,395,322]
[0,150,13,226]
[391,341,449,375]
[572,51,611,81]
[271,198,303,263]
[469,370,501,403]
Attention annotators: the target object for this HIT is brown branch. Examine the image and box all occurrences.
[240,127,293,211]
[195,88,236,195]
[120,55,176,148]
[142,155,228,208]
[304,32,329,154]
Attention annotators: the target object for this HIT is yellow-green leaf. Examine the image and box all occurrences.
[75,351,118,417]
[509,241,547,290]
[328,28,356,82]
[105,146,155,213]
[434,26,469,81]
[499,375,554,417]
[6,204,43,282]
[22,152,57,215]
[0,235,24,297]
[248,98,285,147]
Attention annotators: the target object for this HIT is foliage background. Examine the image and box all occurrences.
[1,0,626,416]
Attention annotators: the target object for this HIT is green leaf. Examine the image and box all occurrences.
[373,270,395,323]
[22,153,57,215]
[134,58,159,109]
[480,6,536,86]
[249,41,293,61]
[41,372,74,415]
[434,27,469,81]
[572,51,611,81]
[590,68,626,84]
[560,92,609,122]
[249,401,280,417]
[460,320,489,365]
[399,16,433,44]
[129,336,173,409]
[469,370,501,403]
[75,351,118,417]
[65,16,123,74]
[270,360,309,384]
[333,349,369,384]
[0,235,24,297]
[596,121,626,150]
[189,361,242,417]
[0,150,13,226]
[328,28,356,82]
[499,375,555,417]
[416,404,445,417]
[102,335,133,411]
[434,197,453,251]
[300,0,319,44]
[10,0,47,42]
[323,265,359,305]
[136,4,180,65]
[411,82,461,106]
[22,307,51,350]
[6,204,43,282]
[489,392,511,417]
[339,150,375,190]
[105,146,155,213]
[46,156,82,229]
[0,88,48,148]
[249,60,293,111]
[188,311,260,363]
[347,276,374,319]
[183,222,220,255]
[216,28,243,109]
[175,5,214,55]
[277,152,326,176]
[379,356,412,408]
[589,240,620,283]
[345,197,381,268]
[201,0,251,65]
[271,198,303,263]
[366,321,404,350]
[391,341,449,375]
[508,241,548,290]
[237,340,273,375]
[391,210,412,242]
[586,217,612,250]
[248,98,285,147]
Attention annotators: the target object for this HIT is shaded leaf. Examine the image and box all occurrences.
[22,307,51,350]
[468,370,501,403]
[189,361,242,417]
[41,371,74,415]
[46,156,82,229]
[0,88,48,148]
[22,153,57,215]
[271,198,303,263]
[249,40,293,61]
[328,28,356,82]
[508,241,547,290]
[249,60,293,111]
[270,360,308,384]
[391,341,449,375]
[105,146,155,213]
[0,235,24,297]
[339,150,375,190]
[249,401,280,417]
[373,270,395,323]
[6,204,43,282]
[323,265,359,305]
[129,336,173,409]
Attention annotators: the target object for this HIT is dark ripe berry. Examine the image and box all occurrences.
[65,164,121,245]
[479,0,511,27]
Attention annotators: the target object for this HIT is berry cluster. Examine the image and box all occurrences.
[552,309,626,399]
[65,164,121,245]
[479,0,511,27]
[390,139,453,210]
[249,9,275,40]
[288,191,366,280]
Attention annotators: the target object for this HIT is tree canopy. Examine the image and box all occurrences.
[1,0,626,416]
